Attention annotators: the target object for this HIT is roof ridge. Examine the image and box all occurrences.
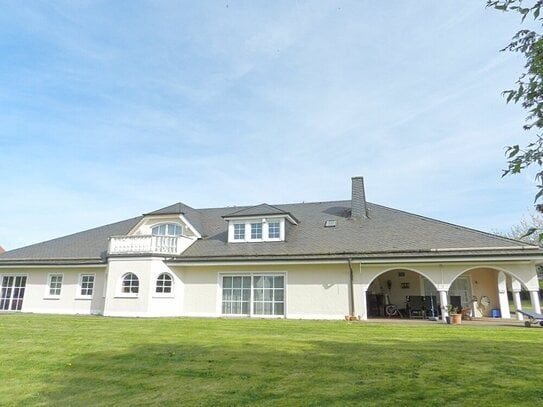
[144,201,201,216]
[196,199,351,212]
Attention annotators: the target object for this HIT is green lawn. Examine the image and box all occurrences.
[0,315,542,406]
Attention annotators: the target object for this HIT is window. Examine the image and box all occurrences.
[251,223,262,239]
[1,275,27,311]
[222,276,251,315]
[152,223,182,253]
[79,274,95,297]
[156,273,173,294]
[121,273,139,294]
[253,275,284,316]
[152,223,182,236]
[48,274,63,297]
[221,274,285,317]
[268,222,280,239]
[229,218,285,242]
[233,223,245,240]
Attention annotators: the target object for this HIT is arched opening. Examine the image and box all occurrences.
[366,268,439,319]
[450,267,537,319]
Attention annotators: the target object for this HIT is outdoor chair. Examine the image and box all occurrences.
[407,296,425,319]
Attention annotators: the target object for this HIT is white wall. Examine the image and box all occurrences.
[175,264,351,319]
[286,265,350,319]
[103,257,184,317]
[9,267,106,315]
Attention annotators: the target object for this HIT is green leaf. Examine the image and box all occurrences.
[534,187,543,203]
[507,145,520,158]
[521,227,538,238]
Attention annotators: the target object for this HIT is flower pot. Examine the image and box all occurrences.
[450,313,462,325]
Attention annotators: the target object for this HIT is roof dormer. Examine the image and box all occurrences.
[108,202,202,256]
[222,204,298,243]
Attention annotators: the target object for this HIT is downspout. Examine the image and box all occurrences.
[348,258,355,317]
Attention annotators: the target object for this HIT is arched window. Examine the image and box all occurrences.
[121,273,139,294]
[156,273,173,294]
[152,223,182,237]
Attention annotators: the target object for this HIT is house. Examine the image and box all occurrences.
[0,177,541,321]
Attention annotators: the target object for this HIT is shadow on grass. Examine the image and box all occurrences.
[36,337,543,406]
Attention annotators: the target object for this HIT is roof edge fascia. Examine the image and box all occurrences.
[166,253,543,267]
[0,261,106,268]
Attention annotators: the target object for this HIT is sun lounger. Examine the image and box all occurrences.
[516,310,543,328]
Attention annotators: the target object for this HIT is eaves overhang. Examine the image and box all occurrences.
[0,258,106,267]
[165,248,543,266]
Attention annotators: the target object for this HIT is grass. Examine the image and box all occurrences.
[0,315,542,406]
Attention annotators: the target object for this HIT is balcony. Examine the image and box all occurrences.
[108,235,183,255]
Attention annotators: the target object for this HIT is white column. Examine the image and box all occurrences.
[530,290,541,314]
[360,284,369,321]
[498,271,511,319]
[439,290,448,322]
[512,279,523,321]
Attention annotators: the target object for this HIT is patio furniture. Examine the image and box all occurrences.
[516,310,543,327]
[406,295,425,319]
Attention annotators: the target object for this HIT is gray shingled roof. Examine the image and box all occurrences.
[0,217,142,263]
[0,200,539,264]
[223,203,298,222]
[144,202,204,233]
[177,201,536,259]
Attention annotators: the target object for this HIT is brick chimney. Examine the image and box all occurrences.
[351,176,368,219]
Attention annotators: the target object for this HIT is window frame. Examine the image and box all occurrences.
[268,221,280,239]
[219,272,286,318]
[118,273,140,297]
[151,223,183,237]
[233,223,245,240]
[250,222,263,239]
[77,273,96,299]
[228,218,285,243]
[155,272,174,297]
[45,273,64,299]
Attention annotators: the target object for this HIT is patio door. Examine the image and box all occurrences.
[0,275,27,311]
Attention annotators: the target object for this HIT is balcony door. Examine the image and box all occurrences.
[0,275,27,311]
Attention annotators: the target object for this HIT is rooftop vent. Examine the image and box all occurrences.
[324,220,337,227]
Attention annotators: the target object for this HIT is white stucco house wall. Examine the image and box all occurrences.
[1,177,541,321]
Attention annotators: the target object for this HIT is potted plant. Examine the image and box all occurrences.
[443,304,462,325]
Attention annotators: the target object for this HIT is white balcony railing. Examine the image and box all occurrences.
[108,235,181,255]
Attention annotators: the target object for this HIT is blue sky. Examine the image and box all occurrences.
[0,1,539,250]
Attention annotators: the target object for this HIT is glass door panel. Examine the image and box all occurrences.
[0,275,27,311]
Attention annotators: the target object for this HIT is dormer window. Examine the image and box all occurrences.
[251,223,263,239]
[234,223,245,240]
[223,203,299,243]
[268,222,280,239]
[229,218,285,242]
[152,223,182,236]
